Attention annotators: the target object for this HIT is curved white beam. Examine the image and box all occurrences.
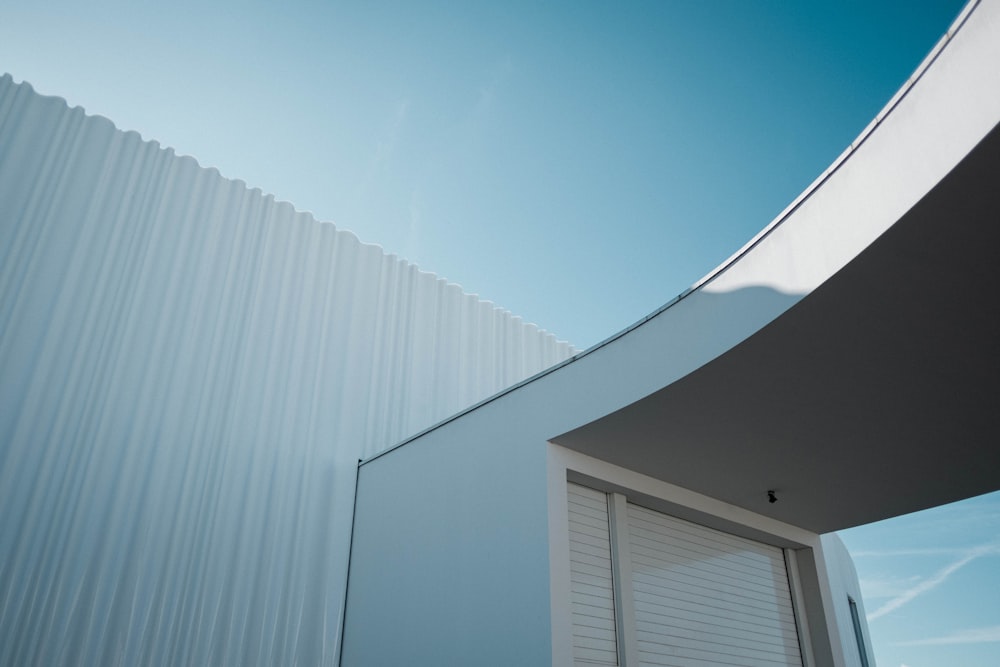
[384,0,1000,532]
[552,0,1000,531]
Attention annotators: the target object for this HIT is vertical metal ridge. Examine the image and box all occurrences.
[0,76,575,665]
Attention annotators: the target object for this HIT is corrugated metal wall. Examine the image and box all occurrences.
[0,74,574,666]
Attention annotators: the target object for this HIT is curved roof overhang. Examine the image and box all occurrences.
[371,1,999,535]
[550,0,1000,533]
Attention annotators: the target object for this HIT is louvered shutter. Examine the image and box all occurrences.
[626,503,802,667]
[567,483,619,665]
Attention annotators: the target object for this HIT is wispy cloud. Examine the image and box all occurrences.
[851,547,973,558]
[895,625,1000,646]
[471,56,512,122]
[451,55,514,145]
[868,543,1000,621]
[361,99,410,191]
[376,100,409,167]
[405,188,422,261]
[858,574,922,600]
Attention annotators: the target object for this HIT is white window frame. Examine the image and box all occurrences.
[548,442,827,667]
[847,596,871,667]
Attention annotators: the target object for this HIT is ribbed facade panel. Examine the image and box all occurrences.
[0,74,574,666]
[567,483,619,666]
[627,503,802,667]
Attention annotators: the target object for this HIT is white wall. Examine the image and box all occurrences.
[340,422,877,667]
[0,75,574,666]
[330,3,995,662]
[342,398,556,666]
[819,535,878,667]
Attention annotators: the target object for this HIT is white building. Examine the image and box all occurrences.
[0,72,573,666]
[3,1,999,665]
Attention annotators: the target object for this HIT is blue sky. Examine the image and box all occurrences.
[3,1,997,664]
[838,494,1000,667]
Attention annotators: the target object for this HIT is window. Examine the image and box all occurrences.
[567,483,620,665]
[848,596,871,667]
[567,482,804,666]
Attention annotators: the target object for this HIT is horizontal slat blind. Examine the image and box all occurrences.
[568,483,619,666]
[627,503,802,667]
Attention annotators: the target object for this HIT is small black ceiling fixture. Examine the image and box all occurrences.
[767,490,778,504]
